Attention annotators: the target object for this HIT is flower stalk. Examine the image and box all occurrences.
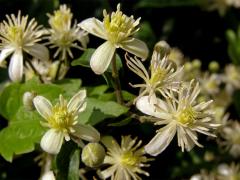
[111,52,123,104]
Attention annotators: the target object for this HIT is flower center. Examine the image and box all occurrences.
[8,26,23,45]
[50,9,72,31]
[47,104,75,132]
[149,67,167,85]
[103,4,138,43]
[120,151,138,167]
[177,107,196,125]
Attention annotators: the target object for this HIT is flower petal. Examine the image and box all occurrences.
[8,50,23,82]
[27,43,49,61]
[67,89,87,113]
[72,124,100,142]
[41,171,55,180]
[145,123,176,156]
[78,18,107,40]
[0,47,14,66]
[90,41,116,74]
[120,38,149,60]
[40,129,64,154]
[33,96,53,119]
[136,96,167,118]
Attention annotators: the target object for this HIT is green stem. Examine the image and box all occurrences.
[55,60,63,81]
[111,53,123,104]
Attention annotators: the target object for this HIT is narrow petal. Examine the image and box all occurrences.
[145,123,176,156]
[0,47,14,66]
[78,18,107,40]
[90,41,116,74]
[27,43,49,61]
[67,89,87,113]
[33,96,53,119]
[72,124,100,142]
[120,38,149,60]
[8,50,23,82]
[40,129,64,154]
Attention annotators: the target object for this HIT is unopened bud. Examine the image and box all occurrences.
[192,59,201,69]
[154,41,170,59]
[208,61,219,72]
[81,143,105,167]
[23,91,36,110]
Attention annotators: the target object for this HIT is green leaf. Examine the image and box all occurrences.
[0,114,44,162]
[87,85,109,97]
[71,48,95,67]
[0,79,64,121]
[68,149,80,180]
[56,141,78,180]
[108,117,132,127]
[78,98,129,125]
[55,78,82,97]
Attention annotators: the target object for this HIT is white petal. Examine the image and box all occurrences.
[72,124,100,142]
[145,123,176,156]
[41,171,56,180]
[27,43,49,61]
[67,90,87,112]
[100,165,117,179]
[0,47,14,65]
[33,96,53,119]
[90,41,116,74]
[120,38,149,60]
[78,18,107,40]
[8,50,23,82]
[136,96,166,118]
[40,129,64,154]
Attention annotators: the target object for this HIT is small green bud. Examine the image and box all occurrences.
[184,62,193,72]
[23,91,36,110]
[208,61,219,72]
[81,143,105,167]
[192,59,201,69]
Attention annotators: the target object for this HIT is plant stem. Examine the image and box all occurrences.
[111,53,123,104]
[55,60,63,81]
[25,59,44,83]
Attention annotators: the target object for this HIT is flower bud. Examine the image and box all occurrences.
[81,142,105,167]
[23,91,36,110]
[192,59,201,69]
[208,61,219,72]
[154,41,170,59]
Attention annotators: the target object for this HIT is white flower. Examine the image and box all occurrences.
[0,11,49,82]
[78,3,148,74]
[217,163,240,180]
[99,136,152,180]
[46,4,89,60]
[25,58,68,82]
[199,73,221,96]
[136,80,219,156]
[126,41,183,101]
[33,90,100,154]
[220,120,240,157]
[223,64,240,95]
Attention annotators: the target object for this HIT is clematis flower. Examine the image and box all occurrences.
[220,120,240,157]
[136,80,219,156]
[0,11,49,82]
[78,3,149,74]
[46,4,89,60]
[99,136,152,180]
[33,90,100,154]
[126,41,183,101]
